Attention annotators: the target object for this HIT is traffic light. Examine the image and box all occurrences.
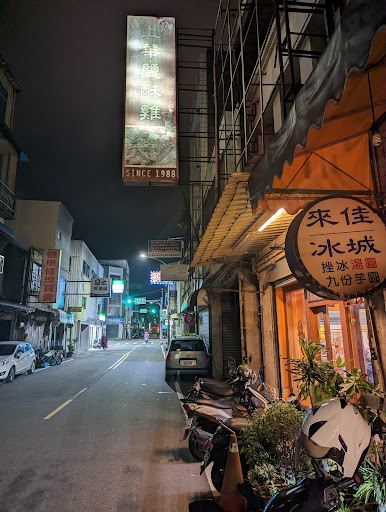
[151,308,156,314]
[127,297,132,304]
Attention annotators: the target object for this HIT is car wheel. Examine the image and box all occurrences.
[188,431,205,462]
[27,361,35,375]
[211,463,224,493]
[6,366,16,383]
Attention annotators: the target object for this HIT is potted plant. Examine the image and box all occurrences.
[67,338,76,358]
[241,401,307,499]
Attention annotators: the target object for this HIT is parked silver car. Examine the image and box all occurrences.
[165,336,210,380]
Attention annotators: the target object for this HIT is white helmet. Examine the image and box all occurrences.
[299,398,371,477]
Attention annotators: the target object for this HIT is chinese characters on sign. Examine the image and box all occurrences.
[90,278,112,298]
[39,249,62,303]
[285,197,386,300]
[134,297,146,305]
[148,239,182,258]
[122,16,178,185]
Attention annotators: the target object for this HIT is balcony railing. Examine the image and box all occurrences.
[0,179,15,218]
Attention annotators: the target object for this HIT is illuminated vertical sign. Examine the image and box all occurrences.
[123,16,178,185]
[39,249,62,303]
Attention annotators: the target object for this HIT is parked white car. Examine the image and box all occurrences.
[0,342,36,383]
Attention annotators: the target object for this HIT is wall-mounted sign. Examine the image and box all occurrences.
[91,278,112,298]
[105,317,125,324]
[134,297,146,305]
[112,279,125,294]
[39,249,62,303]
[150,270,167,284]
[99,313,106,321]
[285,196,386,300]
[68,307,82,313]
[184,313,195,325]
[161,264,188,281]
[148,239,181,258]
[122,15,177,185]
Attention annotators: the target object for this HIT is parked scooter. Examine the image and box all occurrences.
[190,398,374,512]
[34,347,62,367]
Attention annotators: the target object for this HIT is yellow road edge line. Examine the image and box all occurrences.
[43,388,87,420]
[107,351,130,370]
[111,346,138,370]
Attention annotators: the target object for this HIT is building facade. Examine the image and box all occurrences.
[182,0,385,394]
[67,241,105,353]
[99,260,129,339]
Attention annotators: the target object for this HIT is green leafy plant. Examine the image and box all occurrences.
[285,337,336,406]
[67,338,77,353]
[241,401,307,495]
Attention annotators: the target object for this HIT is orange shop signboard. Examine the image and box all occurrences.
[39,249,62,303]
[285,196,386,300]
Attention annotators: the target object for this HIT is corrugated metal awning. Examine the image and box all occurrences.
[191,172,295,267]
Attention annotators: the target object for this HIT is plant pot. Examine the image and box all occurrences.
[67,351,73,358]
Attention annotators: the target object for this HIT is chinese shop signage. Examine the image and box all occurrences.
[39,249,62,303]
[148,239,182,258]
[90,278,112,298]
[285,196,386,300]
[122,16,178,185]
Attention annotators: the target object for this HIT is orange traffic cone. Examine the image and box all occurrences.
[218,434,247,512]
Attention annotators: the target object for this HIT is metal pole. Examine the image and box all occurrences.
[160,286,164,342]
[167,282,170,348]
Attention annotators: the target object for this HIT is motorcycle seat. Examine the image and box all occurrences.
[200,381,235,397]
[190,398,235,409]
[198,378,233,388]
[223,417,252,432]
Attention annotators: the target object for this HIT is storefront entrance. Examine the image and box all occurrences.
[276,283,373,398]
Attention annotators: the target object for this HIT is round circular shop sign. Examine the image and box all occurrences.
[184,313,195,325]
[285,196,386,300]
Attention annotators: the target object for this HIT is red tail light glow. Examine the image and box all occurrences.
[205,353,210,362]
[203,439,211,451]
[166,352,171,362]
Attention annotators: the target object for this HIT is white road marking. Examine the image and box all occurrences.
[161,345,166,359]
[43,387,87,420]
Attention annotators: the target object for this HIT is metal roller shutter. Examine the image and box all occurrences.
[106,324,119,339]
[221,292,242,378]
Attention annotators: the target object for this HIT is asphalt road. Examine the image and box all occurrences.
[0,339,214,512]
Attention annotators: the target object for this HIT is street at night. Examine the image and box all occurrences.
[0,340,214,512]
[0,1,385,511]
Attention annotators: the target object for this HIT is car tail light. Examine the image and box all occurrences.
[166,351,171,362]
[205,352,210,362]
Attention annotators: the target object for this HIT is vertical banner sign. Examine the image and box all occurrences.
[169,290,177,314]
[123,16,178,185]
[285,196,386,300]
[39,249,62,303]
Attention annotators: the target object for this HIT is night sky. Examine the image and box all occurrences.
[0,0,218,293]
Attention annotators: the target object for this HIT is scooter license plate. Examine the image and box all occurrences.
[184,417,193,429]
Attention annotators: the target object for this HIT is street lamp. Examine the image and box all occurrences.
[139,252,170,346]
